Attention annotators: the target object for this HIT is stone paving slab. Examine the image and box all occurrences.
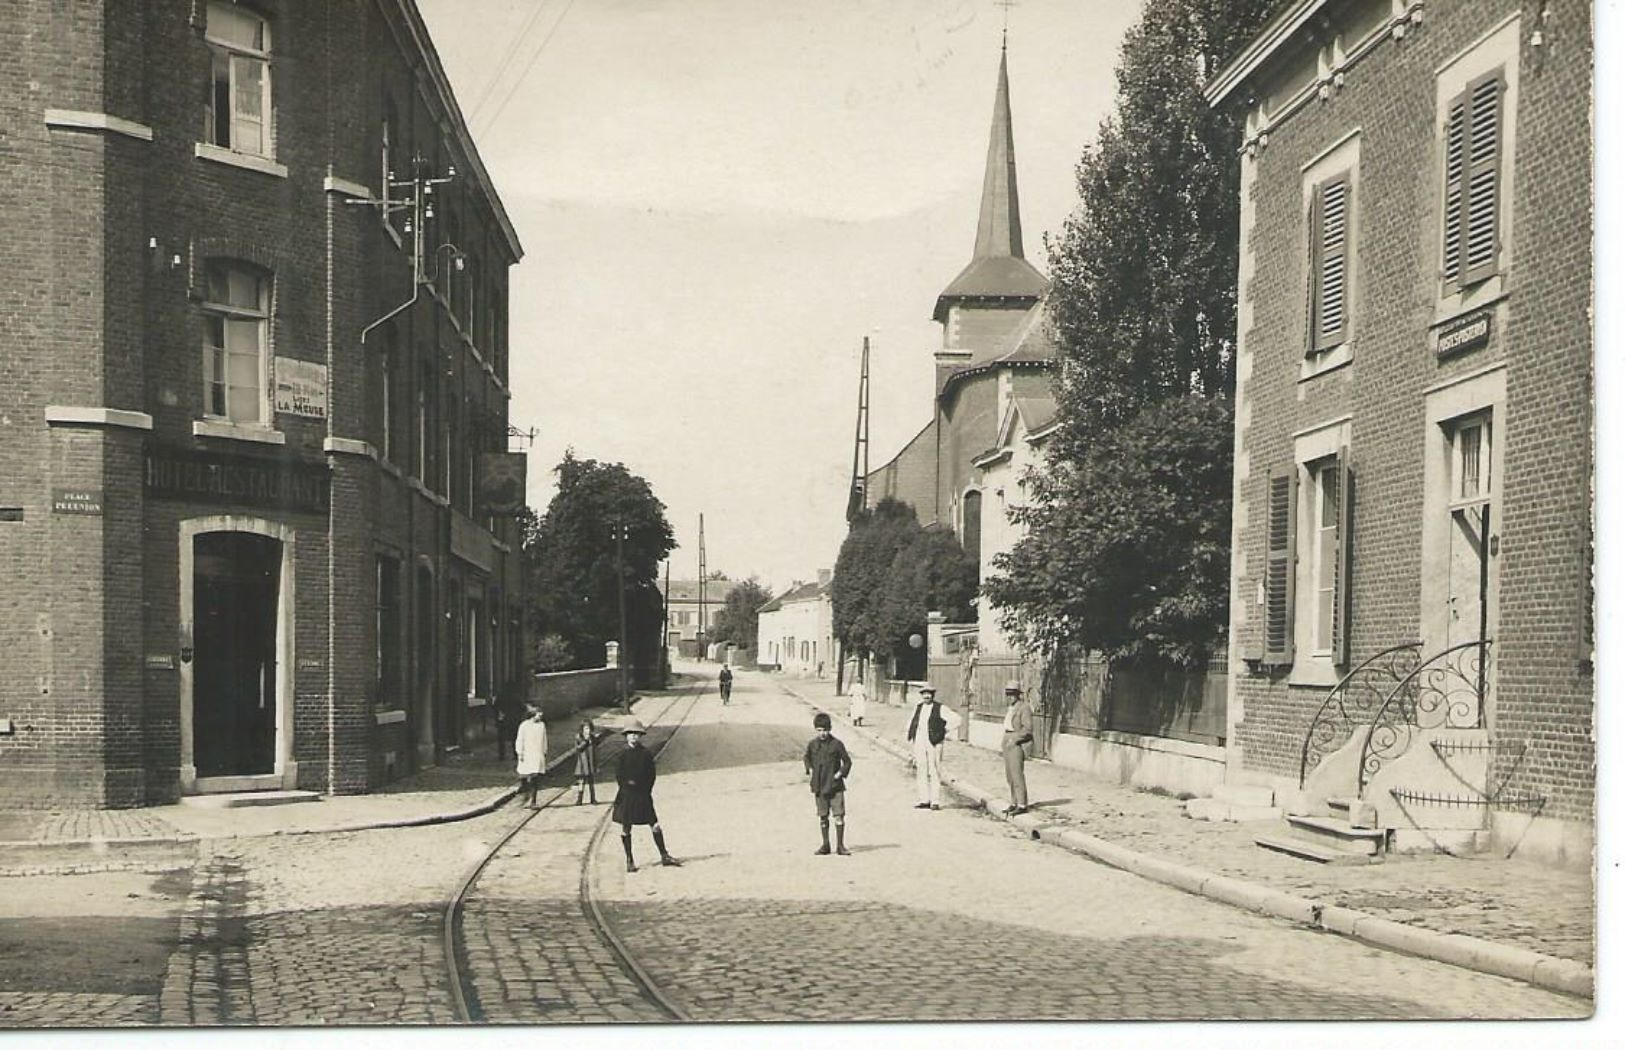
[777,674,1594,968]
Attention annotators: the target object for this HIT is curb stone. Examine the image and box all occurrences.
[775,677,1594,1001]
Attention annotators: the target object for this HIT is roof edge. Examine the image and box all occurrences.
[1205,0,1331,108]
[389,0,524,260]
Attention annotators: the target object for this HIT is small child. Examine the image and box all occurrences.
[573,718,598,805]
[803,712,853,856]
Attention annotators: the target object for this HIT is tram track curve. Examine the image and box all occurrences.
[443,677,707,1022]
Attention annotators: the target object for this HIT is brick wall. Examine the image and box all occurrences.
[1227,0,1592,823]
[0,0,525,807]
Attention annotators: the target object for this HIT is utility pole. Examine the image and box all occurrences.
[661,559,672,686]
[697,513,707,661]
[613,522,629,706]
[846,336,871,523]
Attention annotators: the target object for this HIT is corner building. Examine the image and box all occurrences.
[0,1,527,807]
[1208,0,1591,864]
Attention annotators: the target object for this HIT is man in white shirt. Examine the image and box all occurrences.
[905,685,959,810]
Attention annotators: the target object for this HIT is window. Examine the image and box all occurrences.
[1307,175,1351,353]
[1262,430,1352,673]
[202,262,270,424]
[204,3,272,157]
[378,335,396,462]
[380,99,403,240]
[1305,456,1348,658]
[1442,72,1504,291]
[377,555,402,705]
[417,357,433,481]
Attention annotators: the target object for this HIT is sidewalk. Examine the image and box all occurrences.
[0,703,633,868]
[776,673,1593,998]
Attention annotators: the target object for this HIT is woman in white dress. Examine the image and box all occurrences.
[847,678,868,726]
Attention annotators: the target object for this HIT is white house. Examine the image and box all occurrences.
[756,572,834,677]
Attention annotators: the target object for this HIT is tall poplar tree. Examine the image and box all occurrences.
[984,0,1272,666]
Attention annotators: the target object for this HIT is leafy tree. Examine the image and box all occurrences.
[832,498,919,661]
[874,527,978,663]
[521,451,675,683]
[532,633,575,673]
[710,577,775,649]
[985,394,1234,667]
[983,0,1270,668]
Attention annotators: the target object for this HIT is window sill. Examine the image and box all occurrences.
[1288,659,1342,689]
[374,709,408,726]
[194,419,286,445]
[195,142,288,179]
[1432,281,1509,329]
[1298,346,1352,383]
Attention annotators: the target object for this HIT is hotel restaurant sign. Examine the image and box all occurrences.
[144,447,330,514]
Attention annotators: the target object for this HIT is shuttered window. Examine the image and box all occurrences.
[1307,176,1351,353]
[1264,469,1298,665]
[1442,72,1504,291]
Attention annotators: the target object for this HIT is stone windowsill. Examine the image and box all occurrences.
[195,142,289,179]
[194,419,287,445]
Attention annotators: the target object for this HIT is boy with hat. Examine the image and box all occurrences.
[803,712,853,855]
[905,684,959,809]
[1000,682,1034,816]
[612,720,681,872]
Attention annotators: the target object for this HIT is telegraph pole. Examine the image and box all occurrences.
[661,559,672,685]
[697,514,707,661]
[613,522,629,706]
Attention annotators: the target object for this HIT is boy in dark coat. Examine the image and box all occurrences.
[612,720,681,872]
[803,712,853,856]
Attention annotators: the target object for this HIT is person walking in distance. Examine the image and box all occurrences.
[612,720,681,871]
[847,676,868,727]
[906,685,959,810]
[804,712,853,855]
[514,703,548,809]
[1000,682,1035,816]
[718,664,734,705]
[572,717,599,805]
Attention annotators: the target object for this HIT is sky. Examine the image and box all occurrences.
[414,0,1142,594]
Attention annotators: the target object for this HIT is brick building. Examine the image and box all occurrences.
[0,1,528,807]
[1208,0,1591,864]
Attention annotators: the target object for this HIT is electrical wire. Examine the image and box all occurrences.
[465,0,559,124]
[476,0,577,136]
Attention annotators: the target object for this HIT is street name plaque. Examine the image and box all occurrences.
[1436,310,1492,359]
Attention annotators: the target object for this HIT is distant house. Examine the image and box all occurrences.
[756,572,834,677]
[664,578,738,658]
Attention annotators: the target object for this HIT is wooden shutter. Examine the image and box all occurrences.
[1264,468,1298,666]
[1442,72,1504,289]
[1304,188,1323,356]
[1313,177,1350,352]
[1331,447,1354,667]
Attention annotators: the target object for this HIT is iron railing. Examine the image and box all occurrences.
[1298,641,1423,788]
[1356,639,1492,796]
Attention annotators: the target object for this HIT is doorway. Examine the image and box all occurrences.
[192,531,281,777]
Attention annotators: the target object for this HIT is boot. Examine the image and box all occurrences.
[621,832,636,873]
[835,822,849,856]
[574,783,584,806]
[815,818,831,855]
[654,829,681,866]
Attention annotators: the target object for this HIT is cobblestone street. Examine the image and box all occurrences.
[0,672,1592,1029]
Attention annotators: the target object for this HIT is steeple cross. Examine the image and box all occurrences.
[994,0,1018,40]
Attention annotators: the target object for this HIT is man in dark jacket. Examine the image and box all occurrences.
[612,720,681,872]
[803,712,853,856]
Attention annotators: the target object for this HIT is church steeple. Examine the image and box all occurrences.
[933,43,1047,327]
[973,42,1024,261]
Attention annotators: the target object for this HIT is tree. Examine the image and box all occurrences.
[985,0,1271,667]
[521,451,675,683]
[832,498,919,662]
[1043,0,1270,463]
[710,577,774,650]
[874,526,978,675]
[984,395,1234,666]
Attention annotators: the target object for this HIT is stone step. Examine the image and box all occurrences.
[1285,813,1387,855]
[1255,832,1383,866]
[1325,795,1379,827]
[179,790,322,809]
[1212,783,1276,808]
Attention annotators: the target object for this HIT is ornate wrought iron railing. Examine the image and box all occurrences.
[1298,641,1423,788]
[1356,639,1492,797]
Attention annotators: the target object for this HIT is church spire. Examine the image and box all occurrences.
[973,41,1024,261]
[932,42,1047,326]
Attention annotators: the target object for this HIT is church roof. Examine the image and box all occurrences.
[934,46,1047,323]
[937,301,1057,403]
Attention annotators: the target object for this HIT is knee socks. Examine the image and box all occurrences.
[835,820,846,851]
[820,817,830,850]
[653,828,672,859]
[621,831,635,868]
